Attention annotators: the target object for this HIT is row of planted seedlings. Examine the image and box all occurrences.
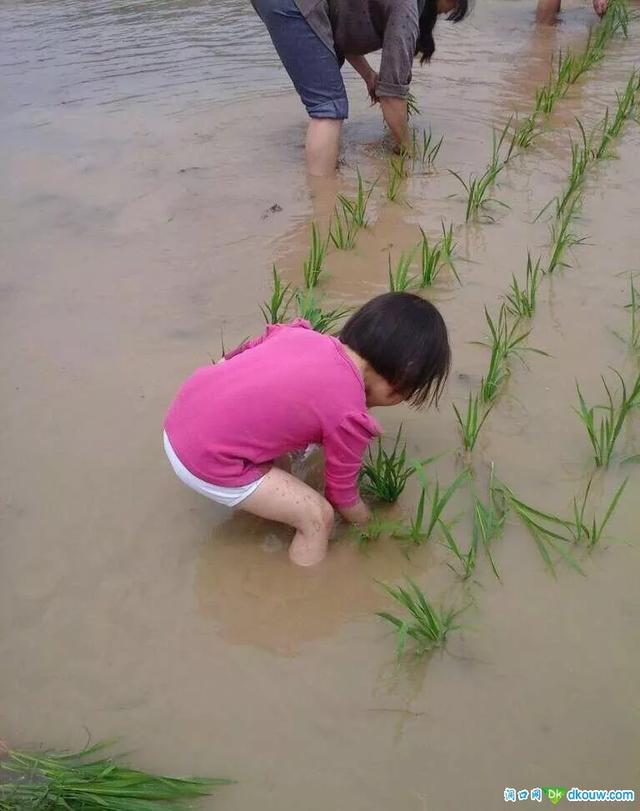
[446,0,631,225]
[361,63,640,660]
[449,68,640,581]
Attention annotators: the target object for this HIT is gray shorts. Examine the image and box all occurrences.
[252,0,349,119]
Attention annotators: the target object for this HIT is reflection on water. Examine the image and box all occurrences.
[0,0,284,115]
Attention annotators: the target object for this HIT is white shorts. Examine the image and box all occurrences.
[163,431,265,507]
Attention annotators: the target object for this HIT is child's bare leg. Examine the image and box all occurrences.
[238,468,334,566]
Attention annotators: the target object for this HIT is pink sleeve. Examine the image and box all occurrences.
[224,318,312,360]
[323,411,382,508]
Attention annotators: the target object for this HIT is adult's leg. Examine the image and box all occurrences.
[252,0,348,176]
[238,468,334,566]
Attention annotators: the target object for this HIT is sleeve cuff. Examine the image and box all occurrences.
[376,80,410,99]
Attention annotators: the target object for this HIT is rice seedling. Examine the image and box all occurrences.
[443,476,505,581]
[260,263,293,323]
[533,50,575,116]
[376,578,466,659]
[406,91,421,118]
[394,466,470,547]
[618,274,640,351]
[510,113,540,151]
[438,219,459,272]
[329,204,358,250]
[546,206,586,274]
[359,426,416,502]
[294,289,351,334]
[592,71,640,159]
[449,164,508,223]
[0,740,232,810]
[477,304,547,403]
[452,391,494,452]
[387,248,417,292]
[386,153,408,202]
[337,168,375,229]
[417,227,443,287]
[504,253,542,318]
[497,482,584,576]
[411,127,443,169]
[575,368,640,467]
[302,222,329,288]
[569,476,628,547]
[351,513,399,550]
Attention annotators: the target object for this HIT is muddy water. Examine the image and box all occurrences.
[1,0,639,808]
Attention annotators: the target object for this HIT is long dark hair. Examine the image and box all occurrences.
[340,292,451,408]
[416,0,469,65]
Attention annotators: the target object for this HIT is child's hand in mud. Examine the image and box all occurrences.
[592,0,608,16]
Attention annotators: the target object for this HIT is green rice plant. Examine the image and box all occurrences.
[504,253,542,318]
[569,476,628,547]
[0,741,231,810]
[387,248,417,292]
[359,426,415,502]
[337,168,375,229]
[592,71,640,159]
[618,273,640,351]
[386,153,408,202]
[411,127,443,169]
[510,113,541,152]
[477,304,547,403]
[260,263,293,323]
[406,91,421,118]
[329,204,358,250]
[533,50,575,116]
[497,482,584,576]
[546,205,586,274]
[294,289,350,334]
[394,466,470,546]
[449,164,508,223]
[443,472,505,580]
[376,578,466,659]
[438,220,458,272]
[575,368,640,467]
[452,391,494,452]
[351,513,399,550]
[417,227,443,286]
[302,222,329,288]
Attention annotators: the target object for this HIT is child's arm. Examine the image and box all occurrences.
[323,411,381,524]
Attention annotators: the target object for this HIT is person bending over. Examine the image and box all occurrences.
[163,292,450,566]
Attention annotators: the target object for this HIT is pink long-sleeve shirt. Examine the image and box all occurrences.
[164,320,382,508]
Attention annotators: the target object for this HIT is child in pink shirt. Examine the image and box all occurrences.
[164,292,450,566]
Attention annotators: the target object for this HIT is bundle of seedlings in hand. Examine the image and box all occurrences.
[387,248,417,292]
[0,740,231,811]
[302,222,329,288]
[386,153,408,202]
[376,578,467,659]
[453,391,494,452]
[329,204,358,250]
[260,264,293,323]
[497,482,584,576]
[294,289,351,334]
[504,253,542,318]
[359,426,416,502]
[394,466,470,547]
[406,91,421,118]
[411,127,443,170]
[575,368,640,467]
[477,304,548,403]
[337,168,375,229]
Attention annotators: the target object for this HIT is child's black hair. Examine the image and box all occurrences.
[339,292,451,408]
[416,0,470,65]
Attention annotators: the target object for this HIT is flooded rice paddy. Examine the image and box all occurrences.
[1,0,639,808]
